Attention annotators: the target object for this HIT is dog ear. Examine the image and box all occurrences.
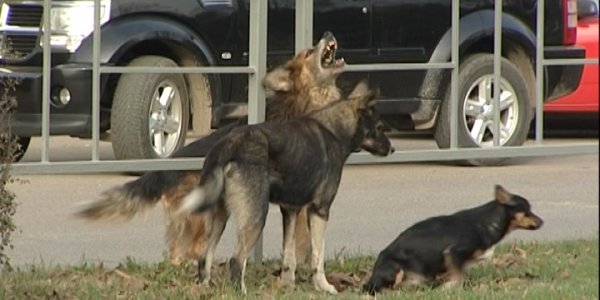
[262,67,292,93]
[495,184,515,206]
[348,80,378,110]
[348,80,371,98]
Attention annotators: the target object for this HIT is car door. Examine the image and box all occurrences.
[260,0,372,65]
[231,0,372,103]
[313,0,373,94]
[369,0,451,99]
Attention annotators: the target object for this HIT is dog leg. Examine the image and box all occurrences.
[227,176,269,294]
[196,206,229,286]
[440,247,465,290]
[308,212,337,294]
[230,214,266,294]
[280,207,298,287]
[166,219,186,265]
[294,206,312,265]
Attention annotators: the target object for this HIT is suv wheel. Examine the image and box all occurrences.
[434,54,532,166]
[111,55,190,159]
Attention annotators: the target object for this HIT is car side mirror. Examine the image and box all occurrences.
[578,0,599,19]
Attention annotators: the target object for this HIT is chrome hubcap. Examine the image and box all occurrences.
[463,75,519,147]
[148,80,183,157]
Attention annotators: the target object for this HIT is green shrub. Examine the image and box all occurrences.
[0,74,21,270]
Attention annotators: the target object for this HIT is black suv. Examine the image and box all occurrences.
[0,0,584,163]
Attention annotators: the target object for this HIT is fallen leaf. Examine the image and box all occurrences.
[359,270,373,287]
[543,249,554,256]
[112,269,148,291]
[501,277,527,286]
[113,269,133,280]
[515,247,527,259]
[326,271,361,292]
[559,269,571,279]
[493,253,519,268]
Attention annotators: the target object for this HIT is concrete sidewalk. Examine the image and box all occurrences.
[6,154,599,267]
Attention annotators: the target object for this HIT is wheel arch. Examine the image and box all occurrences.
[71,15,220,134]
[420,9,542,113]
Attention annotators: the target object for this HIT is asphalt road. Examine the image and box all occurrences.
[6,129,599,268]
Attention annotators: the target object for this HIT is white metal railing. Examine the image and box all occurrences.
[10,0,599,175]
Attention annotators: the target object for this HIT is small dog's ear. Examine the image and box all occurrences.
[495,184,515,206]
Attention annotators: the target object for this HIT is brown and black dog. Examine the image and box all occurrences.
[363,185,543,295]
[76,32,346,265]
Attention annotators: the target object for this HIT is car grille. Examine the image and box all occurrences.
[0,3,42,59]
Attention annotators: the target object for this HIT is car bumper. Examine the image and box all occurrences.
[1,64,94,137]
[544,46,586,101]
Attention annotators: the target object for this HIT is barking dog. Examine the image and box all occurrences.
[76,32,346,264]
[176,85,394,294]
[363,185,543,295]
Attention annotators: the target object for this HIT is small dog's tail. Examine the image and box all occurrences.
[76,170,196,221]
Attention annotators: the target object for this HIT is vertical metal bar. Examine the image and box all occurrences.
[535,0,545,144]
[248,0,267,262]
[91,0,101,160]
[295,0,313,52]
[493,0,502,146]
[41,0,51,162]
[449,0,459,148]
[248,0,267,125]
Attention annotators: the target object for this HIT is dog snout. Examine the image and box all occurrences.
[526,213,544,230]
[389,146,395,154]
[531,214,544,229]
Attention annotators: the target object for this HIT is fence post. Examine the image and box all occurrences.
[248,0,268,262]
[92,0,101,160]
[450,0,460,148]
[41,0,51,162]
[493,0,503,146]
[535,0,546,144]
[295,0,313,52]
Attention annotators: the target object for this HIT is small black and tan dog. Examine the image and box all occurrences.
[363,184,543,295]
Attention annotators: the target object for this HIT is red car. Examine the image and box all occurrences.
[545,0,599,113]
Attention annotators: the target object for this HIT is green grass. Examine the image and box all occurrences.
[1,239,598,299]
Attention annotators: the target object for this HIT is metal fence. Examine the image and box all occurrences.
[9,0,599,174]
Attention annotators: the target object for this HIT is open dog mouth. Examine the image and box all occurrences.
[321,40,345,69]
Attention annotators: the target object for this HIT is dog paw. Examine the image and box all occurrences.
[319,283,339,294]
[313,276,338,294]
[170,258,182,266]
[199,278,211,287]
[440,279,463,290]
[279,272,296,288]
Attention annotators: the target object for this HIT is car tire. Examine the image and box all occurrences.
[111,55,190,160]
[13,136,30,162]
[433,54,532,166]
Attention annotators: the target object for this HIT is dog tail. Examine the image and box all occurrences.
[76,119,246,222]
[177,167,225,216]
[76,170,197,221]
[177,141,234,215]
